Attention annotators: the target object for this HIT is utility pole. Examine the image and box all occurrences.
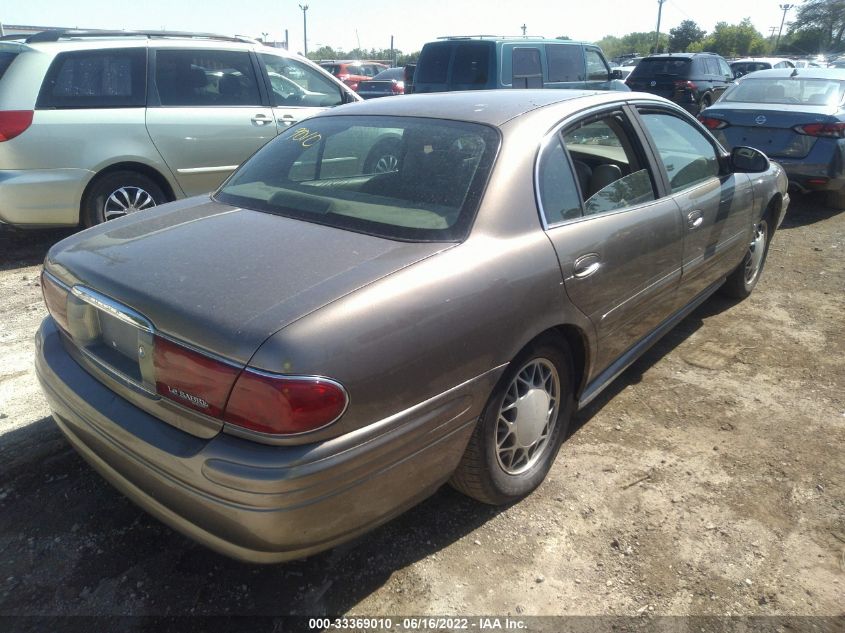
[654,0,667,53]
[521,24,527,36]
[299,4,309,57]
[775,4,794,54]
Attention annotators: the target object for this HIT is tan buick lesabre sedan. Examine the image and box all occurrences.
[36,90,789,562]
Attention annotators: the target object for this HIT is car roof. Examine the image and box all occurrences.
[315,89,663,127]
[731,57,791,64]
[428,36,591,45]
[736,68,845,79]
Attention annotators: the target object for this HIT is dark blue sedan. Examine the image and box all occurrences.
[698,68,845,208]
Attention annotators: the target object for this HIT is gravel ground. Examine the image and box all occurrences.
[0,195,843,630]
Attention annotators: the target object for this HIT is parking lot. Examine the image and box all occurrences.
[0,193,842,625]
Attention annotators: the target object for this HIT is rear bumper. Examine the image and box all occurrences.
[0,168,92,227]
[35,318,494,563]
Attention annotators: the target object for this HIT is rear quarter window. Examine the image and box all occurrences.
[36,48,146,109]
[0,52,19,80]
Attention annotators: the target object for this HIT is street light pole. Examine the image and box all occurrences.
[299,4,309,57]
[775,4,794,54]
[654,0,667,53]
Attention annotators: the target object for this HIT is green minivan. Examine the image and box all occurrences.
[412,36,629,93]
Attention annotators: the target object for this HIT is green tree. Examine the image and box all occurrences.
[788,0,845,53]
[700,19,767,57]
[668,20,706,52]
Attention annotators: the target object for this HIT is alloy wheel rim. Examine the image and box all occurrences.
[744,221,767,285]
[103,186,157,220]
[495,358,560,475]
[373,154,399,173]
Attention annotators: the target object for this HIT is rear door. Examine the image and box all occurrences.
[633,105,752,302]
[540,106,685,372]
[145,47,276,196]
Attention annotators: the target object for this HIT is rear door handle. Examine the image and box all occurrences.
[573,253,601,279]
[251,114,273,125]
[277,114,298,126]
[688,210,704,229]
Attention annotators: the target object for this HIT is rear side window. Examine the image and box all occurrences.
[631,58,691,78]
[0,52,19,81]
[36,48,146,109]
[417,44,451,83]
[513,48,542,88]
[546,44,583,82]
[154,49,261,107]
[703,58,721,75]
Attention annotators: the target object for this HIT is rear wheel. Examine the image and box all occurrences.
[450,338,575,505]
[721,217,770,299]
[82,171,167,227]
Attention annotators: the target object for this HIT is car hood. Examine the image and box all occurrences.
[46,196,451,364]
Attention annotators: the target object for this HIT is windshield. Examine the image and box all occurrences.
[216,116,499,242]
[630,58,691,77]
[722,77,845,106]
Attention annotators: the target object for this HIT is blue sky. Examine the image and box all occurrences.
[2,0,794,54]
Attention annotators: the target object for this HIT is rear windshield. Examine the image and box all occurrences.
[416,44,451,84]
[630,57,691,77]
[731,62,771,76]
[216,115,500,242]
[722,77,845,106]
[0,52,18,80]
[320,64,341,74]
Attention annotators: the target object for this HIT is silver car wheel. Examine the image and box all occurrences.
[104,186,157,220]
[373,153,399,173]
[495,358,560,475]
[744,220,767,285]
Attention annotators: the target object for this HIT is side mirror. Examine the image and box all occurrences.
[611,69,624,80]
[730,146,770,173]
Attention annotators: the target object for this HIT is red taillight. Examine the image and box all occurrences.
[674,80,697,91]
[698,116,728,130]
[224,370,348,435]
[41,271,70,332]
[0,110,33,142]
[153,335,240,417]
[792,122,845,138]
[391,80,404,95]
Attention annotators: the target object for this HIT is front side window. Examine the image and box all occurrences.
[639,111,719,193]
[585,49,609,81]
[261,54,342,107]
[37,48,146,108]
[216,116,500,241]
[155,49,260,107]
[562,112,656,216]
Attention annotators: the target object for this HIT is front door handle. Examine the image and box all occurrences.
[251,114,273,125]
[573,253,601,279]
[277,114,298,127]
[688,210,704,229]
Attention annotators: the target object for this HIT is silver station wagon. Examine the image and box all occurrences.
[36,90,788,563]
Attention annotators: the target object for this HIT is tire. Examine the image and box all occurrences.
[82,171,167,227]
[449,338,575,505]
[363,137,402,174]
[721,217,770,299]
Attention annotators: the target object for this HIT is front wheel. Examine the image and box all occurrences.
[721,218,769,299]
[449,339,575,505]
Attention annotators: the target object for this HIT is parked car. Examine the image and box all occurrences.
[319,60,388,91]
[37,90,788,563]
[626,52,734,113]
[0,30,358,229]
[698,67,845,208]
[355,67,406,99]
[413,36,628,93]
[792,59,823,69]
[730,57,795,78]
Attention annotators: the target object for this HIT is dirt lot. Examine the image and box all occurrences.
[0,195,843,629]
